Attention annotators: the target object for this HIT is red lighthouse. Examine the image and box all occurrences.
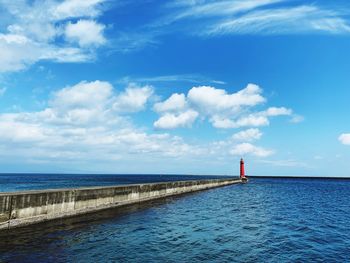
[240,158,245,178]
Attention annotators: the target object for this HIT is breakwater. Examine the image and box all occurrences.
[0,178,242,230]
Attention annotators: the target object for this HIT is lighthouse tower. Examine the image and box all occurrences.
[240,158,245,179]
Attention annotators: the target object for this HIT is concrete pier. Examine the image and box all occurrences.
[0,178,243,230]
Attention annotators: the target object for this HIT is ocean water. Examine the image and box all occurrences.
[1,177,350,262]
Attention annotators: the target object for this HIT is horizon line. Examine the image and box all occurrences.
[0,173,349,179]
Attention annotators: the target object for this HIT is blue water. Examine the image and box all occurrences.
[0,173,228,192]
[1,177,350,262]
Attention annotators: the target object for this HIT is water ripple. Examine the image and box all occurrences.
[1,178,350,262]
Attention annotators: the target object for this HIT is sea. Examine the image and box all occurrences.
[0,174,349,262]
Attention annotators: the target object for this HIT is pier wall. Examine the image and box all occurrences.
[0,178,241,230]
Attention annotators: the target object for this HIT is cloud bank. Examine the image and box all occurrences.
[153,83,296,130]
[0,81,299,168]
[0,81,207,168]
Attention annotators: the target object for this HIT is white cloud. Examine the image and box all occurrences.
[51,81,113,110]
[203,127,274,159]
[112,83,154,113]
[7,22,57,42]
[209,105,297,129]
[163,0,282,25]
[0,33,40,72]
[209,116,237,129]
[187,83,265,114]
[0,80,204,167]
[154,93,186,113]
[52,0,105,20]
[2,81,152,130]
[0,118,47,142]
[153,83,296,129]
[232,128,262,141]
[230,143,273,157]
[339,133,350,145]
[154,110,198,129]
[0,0,107,72]
[46,47,93,63]
[264,106,304,124]
[0,34,91,72]
[65,20,106,47]
[210,114,269,129]
[207,5,350,35]
[264,107,292,116]
[235,114,270,127]
[160,1,350,37]
[0,80,283,170]
[129,74,226,84]
[32,81,122,127]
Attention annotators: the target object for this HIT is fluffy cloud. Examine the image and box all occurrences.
[0,80,281,170]
[154,93,186,113]
[154,110,199,129]
[112,84,154,112]
[339,133,350,145]
[154,83,296,129]
[52,0,105,19]
[0,118,47,142]
[51,81,113,110]
[41,81,153,126]
[232,128,262,141]
[207,127,272,158]
[230,143,273,157]
[210,114,269,129]
[65,20,106,47]
[0,33,91,71]
[209,106,293,128]
[0,0,107,72]
[0,34,41,72]
[187,84,265,114]
[0,81,204,167]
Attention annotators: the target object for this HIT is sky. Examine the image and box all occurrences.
[0,0,350,176]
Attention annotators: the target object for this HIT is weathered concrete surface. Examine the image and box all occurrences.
[0,178,242,230]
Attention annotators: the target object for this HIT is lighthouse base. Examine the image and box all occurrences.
[241,177,248,183]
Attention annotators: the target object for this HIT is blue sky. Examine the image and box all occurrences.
[0,0,350,176]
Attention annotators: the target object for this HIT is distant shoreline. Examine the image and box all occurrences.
[248,175,350,180]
